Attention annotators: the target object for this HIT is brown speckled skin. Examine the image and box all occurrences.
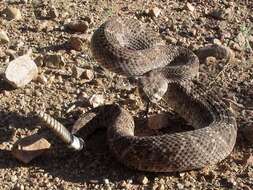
[88,18,237,172]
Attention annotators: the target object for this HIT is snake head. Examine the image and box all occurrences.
[138,71,168,104]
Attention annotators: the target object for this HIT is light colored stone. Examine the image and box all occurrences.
[213,38,222,45]
[11,175,18,182]
[103,178,110,185]
[12,132,51,164]
[176,183,184,189]
[0,30,9,43]
[158,184,165,190]
[4,55,38,88]
[150,7,161,17]
[186,3,195,12]
[137,175,149,185]
[89,94,104,108]
[4,7,22,20]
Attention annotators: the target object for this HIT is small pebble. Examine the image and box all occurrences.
[89,94,104,108]
[0,30,10,43]
[103,178,109,185]
[137,175,149,185]
[150,7,161,17]
[213,38,222,45]
[11,175,18,182]
[176,183,184,189]
[3,7,22,20]
[186,3,195,12]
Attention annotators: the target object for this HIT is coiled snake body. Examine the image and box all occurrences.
[38,17,237,172]
[89,17,237,172]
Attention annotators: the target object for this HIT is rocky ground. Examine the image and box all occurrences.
[0,0,253,189]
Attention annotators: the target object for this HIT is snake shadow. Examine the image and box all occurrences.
[0,131,174,184]
[0,110,40,144]
[0,111,188,184]
[0,78,16,93]
[0,110,248,185]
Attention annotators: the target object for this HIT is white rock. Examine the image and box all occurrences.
[137,175,149,185]
[213,38,222,45]
[5,55,38,88]
[150,7,161,17]
[4,7,22,20]
[0,30,9,43]
[186,3,195,12]
[11,175,18,182]
[89,94,104,108]
[103,178,110,185]
[177,183,184,189]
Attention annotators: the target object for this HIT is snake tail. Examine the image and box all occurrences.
[36,111,84,151]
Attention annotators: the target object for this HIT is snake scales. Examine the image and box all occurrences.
[88,17,237,172]
[37,17,237,172]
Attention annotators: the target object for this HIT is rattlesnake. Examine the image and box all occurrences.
[37,17,237,172]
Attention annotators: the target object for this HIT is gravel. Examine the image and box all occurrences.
[0,0,253,189]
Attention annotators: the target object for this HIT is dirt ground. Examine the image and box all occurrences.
[0,0,253,189]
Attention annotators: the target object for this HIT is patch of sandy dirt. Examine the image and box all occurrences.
[0,0,253,189]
